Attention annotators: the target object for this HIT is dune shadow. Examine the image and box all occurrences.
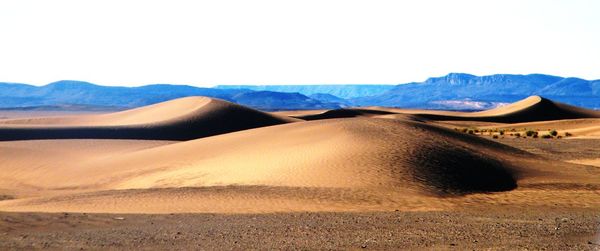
[296,108,395,120]
[411,146,517,195]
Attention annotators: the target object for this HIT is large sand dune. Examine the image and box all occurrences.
[1,96,600,213]
[0,97,297,140]
[0,118,521,193]
[2,117,598,213]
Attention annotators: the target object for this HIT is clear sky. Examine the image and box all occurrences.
[0,0,599,86]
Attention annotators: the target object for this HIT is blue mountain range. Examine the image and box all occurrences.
[1,73,599,110]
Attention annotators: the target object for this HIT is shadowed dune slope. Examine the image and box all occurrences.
[293,108,395,120]
[0,97,297,141]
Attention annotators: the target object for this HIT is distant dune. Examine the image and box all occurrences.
[413,96,600,123]
[0,97,297,141]
[346,96,600,123]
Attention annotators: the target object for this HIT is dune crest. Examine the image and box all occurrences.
[0,97,297,140]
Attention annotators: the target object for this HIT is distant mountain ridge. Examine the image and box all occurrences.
[1,73,599,111]
[214,84,394,99]
[0,81,340,111]
[353,73,600,109]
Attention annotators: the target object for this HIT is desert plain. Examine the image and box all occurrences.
[0,95,599,250]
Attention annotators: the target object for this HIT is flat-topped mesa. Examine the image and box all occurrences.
[0,96,298,141]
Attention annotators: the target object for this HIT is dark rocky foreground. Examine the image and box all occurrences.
[1,208,599,250]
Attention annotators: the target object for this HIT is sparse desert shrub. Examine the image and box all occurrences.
[467,129,475,134]
[549,130,558,137]
[492,135,499,139]
[510,128,516,132]
[525,130,537,137]
[533,134,539,138]
[514,133,521,137]
[541,134,553,139]
[499,130,505,135]
[565,132,573,137]
[461,128,468,133]
[557,135,563,139]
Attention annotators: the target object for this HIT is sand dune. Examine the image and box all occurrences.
[0,118,521,194]
[1,96,600,213]
[469,96,600,121]
[360,96,600,123]
[2,116,599,213]
[0,97,297,141]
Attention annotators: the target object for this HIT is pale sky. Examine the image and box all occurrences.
[0,0,599,86]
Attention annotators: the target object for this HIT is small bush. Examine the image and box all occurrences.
[467,129,475,134]
[514,133,521,137]
[565,132,573,137]
[461,128,468,133]
[525,130,538,137]
[533,134,539,138]
[541,134,553,139]
[549,130,558,136]
[499,130,505,135]
[492,135,499,139]
[557,136,563,139]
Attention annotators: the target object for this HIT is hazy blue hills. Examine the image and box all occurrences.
[353,73,600,109]
[214,84,395,99]
[0,81,241,108]
[308,93,350,106]
[231,91,340,110]
[1,73,599,111]
[0,81,340,111]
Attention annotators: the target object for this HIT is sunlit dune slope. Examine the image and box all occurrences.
[0,97,297,140]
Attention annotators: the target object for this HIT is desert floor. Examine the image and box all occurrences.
[1,208,598,250]
[1,96,600,250]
